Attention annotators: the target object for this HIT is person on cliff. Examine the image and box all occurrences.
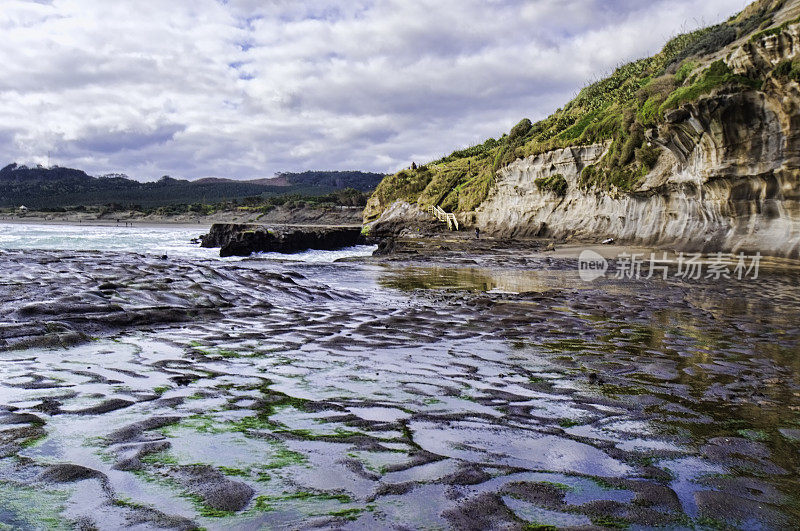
[475,227,480,239]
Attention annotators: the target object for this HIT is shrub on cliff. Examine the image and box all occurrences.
[508,118,533,141]
[635,144,661,170]
[659,60,762,113]
[773,58,800,82]
[534,174,568,196]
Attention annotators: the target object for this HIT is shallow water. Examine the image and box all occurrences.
[0,225,799,529]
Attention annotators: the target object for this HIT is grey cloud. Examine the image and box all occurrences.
[72,123,186,154]
[0,0,752,180]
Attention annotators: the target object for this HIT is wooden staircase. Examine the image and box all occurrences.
[428,205,459,231]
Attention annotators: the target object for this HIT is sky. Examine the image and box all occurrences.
[0,0,752,181]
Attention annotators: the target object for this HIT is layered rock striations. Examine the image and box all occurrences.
[367,2,800,258]
[475,32,800,257]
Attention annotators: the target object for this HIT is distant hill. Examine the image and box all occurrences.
[193,171,386,190]
[0,164,385,208]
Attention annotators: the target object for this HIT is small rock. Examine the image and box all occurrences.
[170,465,254,512]
[38,464,104,484]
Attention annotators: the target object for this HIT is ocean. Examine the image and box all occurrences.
[0,222,377,261]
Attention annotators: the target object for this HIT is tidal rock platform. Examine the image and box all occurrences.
[200,223,365,257]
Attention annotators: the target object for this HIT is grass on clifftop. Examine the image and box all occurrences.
[367,0,783,219]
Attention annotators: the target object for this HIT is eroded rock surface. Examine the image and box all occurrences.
[474,75,800,256]
[370,18,800,257]
[201,223,364,257]
[0,249,798,529]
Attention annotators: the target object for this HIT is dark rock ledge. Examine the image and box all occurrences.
[200,223,365,257]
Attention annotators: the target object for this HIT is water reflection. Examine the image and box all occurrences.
[379,265,580,293]
[2,252,799,529]
[379,261,800,525]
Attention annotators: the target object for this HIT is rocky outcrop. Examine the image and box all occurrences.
[201,224,365,257]
[475,144,607,239]
[366,201,443,238]
[473,81,800,257]
[368,19,800,258]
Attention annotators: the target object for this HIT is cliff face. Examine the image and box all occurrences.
[474,26,800,257]
[369,7,800,258]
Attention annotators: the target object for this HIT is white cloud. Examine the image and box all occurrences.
[0,0,751,180]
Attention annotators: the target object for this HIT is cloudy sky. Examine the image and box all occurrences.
[1,0,750,181]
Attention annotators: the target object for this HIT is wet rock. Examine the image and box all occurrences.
[169,465,254,512]
[778,428,800,442]
[33,397,63,414]
[1,326,89,351]
[373,237,396,256]
[106,416,181,444]
[576,499,629,523]
[500,481,566,507]
[122,505,198,531]
[70,398,135,415]
[638,465,674,482]
[700,476,787,506]
[664,107,690,123]
[0,412,44,425]
[701,436,786,475]
[440,464,492,486]
[170,375,201,386]
[0,424,47,458]
[38,464,105,484]
[200,223,364,257]
[342,458,381,480]
[695,490,792,529]
[114,440,172,471]
[703,437,770,459]
[624,481,682,512]
[587,372,605,384]
[371,482,417,498]
[442,492,523,531]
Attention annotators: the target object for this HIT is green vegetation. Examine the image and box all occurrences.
[592,477,627,490]
[0,483,71,530]
[589,515,630,529]
[750,13,800,41]
[367,1,783,217]
[141,450,179,466]
[660,60,762,111]
[253,490,352,512]
[20,432,47,448]
[773,57,800,82]
[534,174,568,197]
[112,497,148,510]
[674,61,698,83]
[327,507,366,520]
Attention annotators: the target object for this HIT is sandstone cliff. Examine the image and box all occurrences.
[366,0,800,258]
